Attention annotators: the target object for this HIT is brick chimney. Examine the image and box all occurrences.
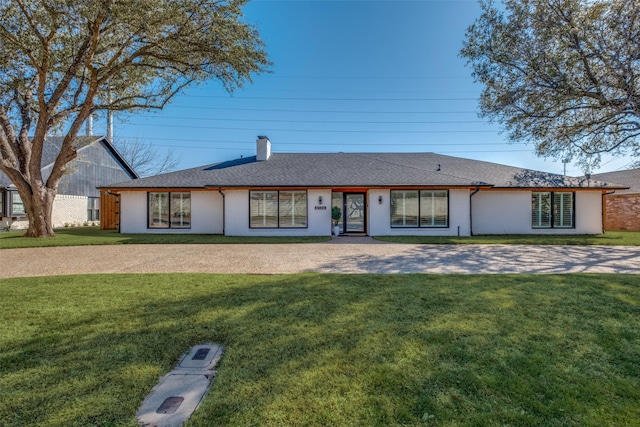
[256,135,271,161]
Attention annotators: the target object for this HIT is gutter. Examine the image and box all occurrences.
[469,186,481,236]
[217,187,225,236]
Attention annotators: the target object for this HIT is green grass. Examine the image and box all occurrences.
[1,274,638,426]
[375,230,640,246]
[2,227,638,249]
[0,227,330,249]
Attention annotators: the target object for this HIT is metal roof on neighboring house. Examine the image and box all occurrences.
[592,168,640,195]
[0,136,138,189]
[101,152,627,190]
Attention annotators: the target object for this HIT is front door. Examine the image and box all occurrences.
[332,192,366,234]
[345,193,366,233]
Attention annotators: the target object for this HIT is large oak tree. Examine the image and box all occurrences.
[461,0,639,171]
[0,0,268,237]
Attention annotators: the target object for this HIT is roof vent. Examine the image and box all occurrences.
[256,136,271,161]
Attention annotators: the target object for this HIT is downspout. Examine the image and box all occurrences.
[217,187,225,236]
[469,186,480,236]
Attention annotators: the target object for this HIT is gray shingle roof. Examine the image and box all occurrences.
[102,152,626,190]
[592,168,639,194]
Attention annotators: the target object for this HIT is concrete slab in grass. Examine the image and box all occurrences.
[137,343,224,427]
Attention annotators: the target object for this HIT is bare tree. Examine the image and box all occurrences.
[0,0,269,237]
[461,0,639,171]
[114,137,181,177]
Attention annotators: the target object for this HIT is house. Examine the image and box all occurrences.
[592,168,640,231]
[100,136,627,237]
[0,136,138,229]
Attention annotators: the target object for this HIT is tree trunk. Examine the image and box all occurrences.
[23,187,56,238]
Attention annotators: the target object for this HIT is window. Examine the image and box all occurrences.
[87,197,100,221]
[250,190,307,228]
[391,190,448,228]
[170,192,191,228]
[11,192,25,215]
[0,190,4,216]
[148,192,191,229]
[532,192,574,228]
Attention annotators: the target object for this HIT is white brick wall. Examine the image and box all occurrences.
[2,194,97,230]
[52,195,88,228]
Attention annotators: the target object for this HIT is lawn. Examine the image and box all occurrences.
[0,227,330,249]
[1,227,638,249]
[1,274,638,426]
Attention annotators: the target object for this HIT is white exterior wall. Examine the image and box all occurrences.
[472,190,603,235]
[4,194,89,230]
[119,190,223,234]
[368,189,471,236]
[52,195,89,228]
[224,189,332,236]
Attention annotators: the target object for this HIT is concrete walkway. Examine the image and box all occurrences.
[1,239,639,277]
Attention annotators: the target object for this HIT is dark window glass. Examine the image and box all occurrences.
[171,192,191,228]
[148,192,169,228]
[250,191,278,228]
[11,192,25,215]
[250,190,308,228]
[279,191,307,228]
[419,190,448,227]
[148,192,191,229]
[391,190,449,228]
[391,190,419,227]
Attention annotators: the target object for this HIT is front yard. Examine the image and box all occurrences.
[1,273,638,426]
[1,227,638,249]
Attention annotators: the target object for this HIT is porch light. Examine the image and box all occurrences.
[318,196,323,205]
[378,195,383,204]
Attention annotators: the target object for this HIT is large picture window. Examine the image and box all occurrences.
[532,192,574,228]
[148,192,191,229]
[391,190,448,228]
[11,192,25,215]
[250,190,307,228]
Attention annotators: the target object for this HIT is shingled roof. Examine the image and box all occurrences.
[592,168,640,195]
[102,152,625,190]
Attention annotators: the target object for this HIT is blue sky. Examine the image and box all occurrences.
[112,0,632,176]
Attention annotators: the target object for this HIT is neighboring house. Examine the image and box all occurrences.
[0,136,138,229]
[592,168,640,231]
[100,136,627,237]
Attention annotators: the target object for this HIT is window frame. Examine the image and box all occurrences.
[249,190,308,229]
[87,197,100,221]
[531,191,575,229]
[10,191,25,216]
[147,191,191,229]
[390,189,449,229]
[0,190,4,216]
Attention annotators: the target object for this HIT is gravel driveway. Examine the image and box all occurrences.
[1,238,639,277]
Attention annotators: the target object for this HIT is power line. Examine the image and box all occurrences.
[117,140,532,154]
[156,105,479,114]
[124,123,498,133]
[116,136,526,147]
[184,95,478,101]
[131,115,486,125]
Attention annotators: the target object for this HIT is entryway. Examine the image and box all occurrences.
[332,192,366,235]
